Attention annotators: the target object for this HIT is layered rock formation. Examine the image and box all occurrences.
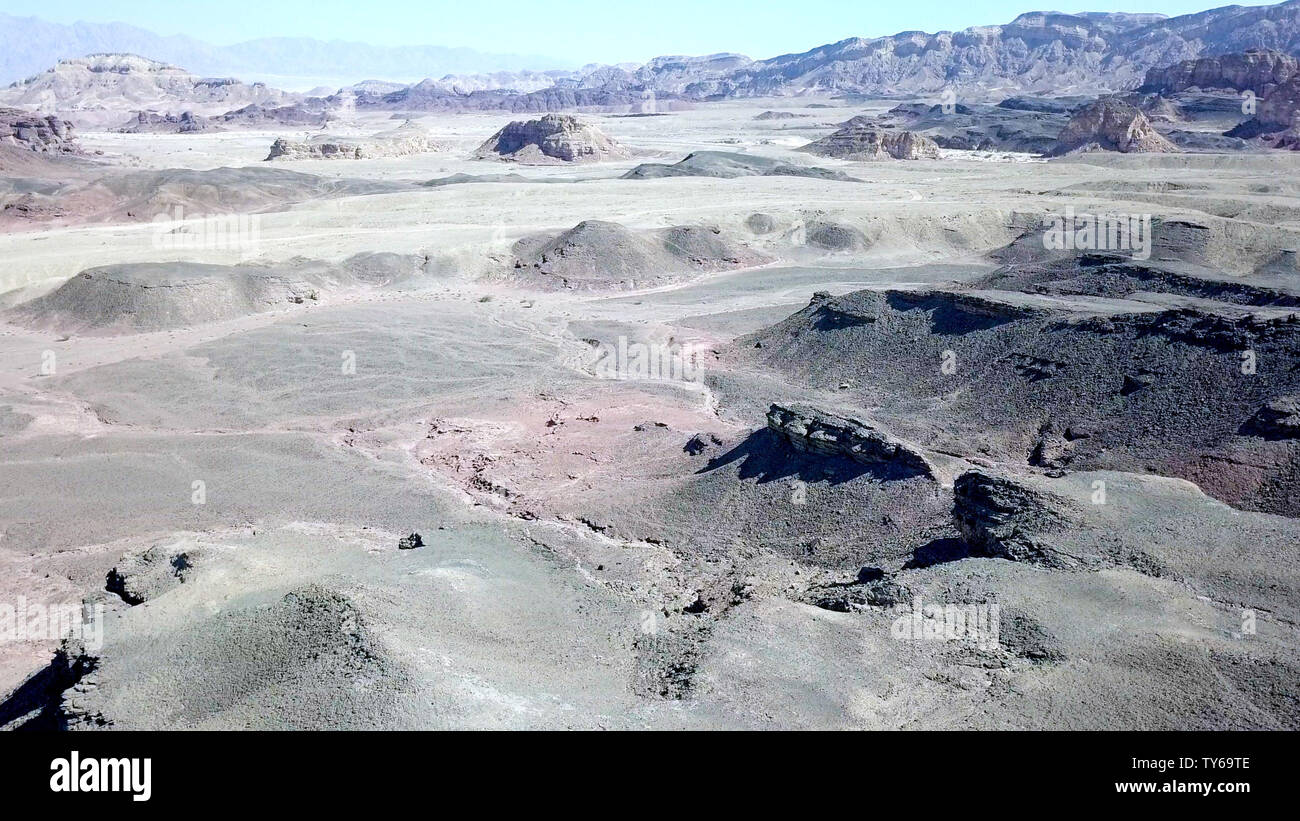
[0,107,77,152]
[117,110,210,134]
[953,472,1079,567]
[799,125,940,160]
[266,122,442,161]
[1254,75,1300,132]
[473,114,630,163]
[1048,98,1179,155]
[0,54,296,118]
[837,104,1068,154]
[766,404,935,479]
[1139,49,1300,97]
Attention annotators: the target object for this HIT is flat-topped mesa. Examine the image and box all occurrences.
[799,125,940,160]
[0,107,78,153]
[266,122,442,161]
[0,53,296,116]
[766,403,936,479]
[1048,97,1179,155]
[473,113,630,163]
[1139,49,1300,97]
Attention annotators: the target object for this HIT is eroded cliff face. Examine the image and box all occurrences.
[0,107,78,153]
[1048,98,1180,154]
[1139,49,1300,97]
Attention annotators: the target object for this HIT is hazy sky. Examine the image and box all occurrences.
[0,0,1234,63]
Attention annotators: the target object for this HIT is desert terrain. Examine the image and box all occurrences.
[1,5,1299,731]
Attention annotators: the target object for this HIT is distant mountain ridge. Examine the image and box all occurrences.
[654,2,1300,98]
[5,2,1300,111]
[341,2,1300,112]
[0,14,571,89]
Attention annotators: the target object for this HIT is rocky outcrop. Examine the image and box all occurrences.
[117,110,210,133]
[1265,114,1300,150]
[215,103,328,128]
[1247,395,1300,439]
[953,472,1080,567]
[740,286,1300,517]
[799,125,940,160]
[1048,98,1179,155]
[1139,49,1300,97]
[121,104,327,134]
[843,103,1069,154]
[766,403,935,479]
[106,544,199,605]
[0,107,77,152]
[473,114,630,163]
[1224,73,1300,141]
[397,533,424,550]
[267,122,442,161]
[1257,76,1300,131]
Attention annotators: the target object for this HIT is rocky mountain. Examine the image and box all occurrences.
[767,3,1290,101]
[348,3,1300,113]
[690,3,1300,98]
[0,54,297,120]
[8,3,1300,117]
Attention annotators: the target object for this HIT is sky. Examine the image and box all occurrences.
[0,0,1241,63]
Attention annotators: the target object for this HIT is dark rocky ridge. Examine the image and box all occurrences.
[766,404,936,479]
[736,288,1300,516]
